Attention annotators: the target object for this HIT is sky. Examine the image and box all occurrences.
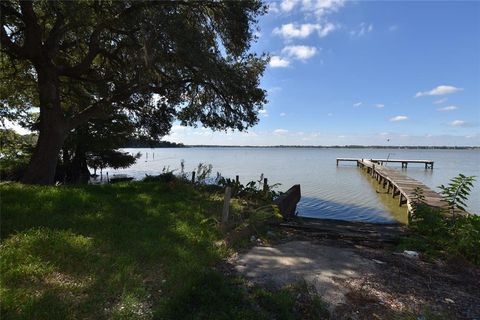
[5,0,480,146]
[167,0,480,146]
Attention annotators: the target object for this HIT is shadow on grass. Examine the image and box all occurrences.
[1,181,230,319]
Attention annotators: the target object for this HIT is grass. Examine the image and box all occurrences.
[0,180,327,319]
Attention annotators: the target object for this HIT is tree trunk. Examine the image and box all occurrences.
[21,64,68,185]
[69,144,91,184]
[21,127,67,185]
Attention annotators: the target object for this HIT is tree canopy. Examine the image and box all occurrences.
[1,0,268,184]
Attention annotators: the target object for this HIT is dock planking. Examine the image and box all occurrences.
[337,157,434,169]
[356,159,447,212]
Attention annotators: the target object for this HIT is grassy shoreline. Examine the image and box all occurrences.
[0,181,326,319]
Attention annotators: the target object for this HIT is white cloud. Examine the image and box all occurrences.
[274,128,289,135]
[302,0,346,18]
[273,23,319,39]
[415,85,463,97]
[350,22,373,37]
[353,102,362,107]
[375,104,385,108]
[275,0,345,18]
[433,98,448,104]
[437,105,458,112]
[259,109,269,117]
[388,25,398,32]
[269,56,290,68]
[282,45,317,61]
[327,112,333,116]
[280,112,287,117]
[318,23,336,37]
[450,120,465,126]
[447,120,477,128]
[268,2,280,13]
[389,115,408,122]
[280,0,297,12]
[273,22,336,39]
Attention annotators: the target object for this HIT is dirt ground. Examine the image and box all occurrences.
[229,230,480,319]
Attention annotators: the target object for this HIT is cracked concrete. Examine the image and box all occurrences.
[233,241,376,307]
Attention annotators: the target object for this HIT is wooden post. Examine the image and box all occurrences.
[222,187,232,225]
[235,175,239,184]
[106,172,109,183]
[191,171,196,183]
[263,178,268,193]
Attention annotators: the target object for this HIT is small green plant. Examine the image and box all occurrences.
[402,174,480,265]
[217,174,281,201]
[196,162,213,184]
[409,186,425,222]
[143,166,177,183]
[438,174,476,221]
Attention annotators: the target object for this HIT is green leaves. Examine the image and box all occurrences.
[438,174,476,219]
[405,174,479,265]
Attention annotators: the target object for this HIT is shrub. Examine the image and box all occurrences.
[404,174,480,265]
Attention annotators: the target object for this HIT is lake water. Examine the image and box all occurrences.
[108,148,480,223]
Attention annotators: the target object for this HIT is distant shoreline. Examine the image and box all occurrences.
[124,145,480,150]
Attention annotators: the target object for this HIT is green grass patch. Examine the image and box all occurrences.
[1,181,321,319]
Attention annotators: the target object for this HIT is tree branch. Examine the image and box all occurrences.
[59,25,103,77]
[45,14,66,58]
[19,1,41,56]
[0,25,26,57]
[68,88,136,129]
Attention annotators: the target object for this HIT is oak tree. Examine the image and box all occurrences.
[1,0,267,184]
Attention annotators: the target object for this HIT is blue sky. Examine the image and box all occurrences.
[167,0,480,146]
[5,1,479,146]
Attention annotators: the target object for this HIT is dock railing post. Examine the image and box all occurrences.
[222,187,232,226]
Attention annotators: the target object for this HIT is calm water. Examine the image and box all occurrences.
[108,148,480,223]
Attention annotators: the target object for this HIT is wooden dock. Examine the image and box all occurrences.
[356,159,446,212]
[337,157,434,169]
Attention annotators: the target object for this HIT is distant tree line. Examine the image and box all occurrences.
[123,139,185,148]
